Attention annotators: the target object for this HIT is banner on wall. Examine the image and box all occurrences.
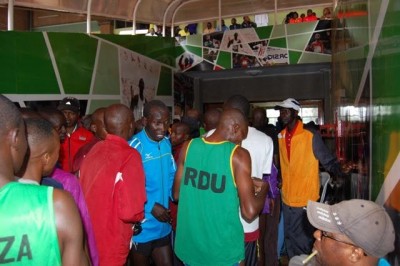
[264,47,289,65]
[220,29,256,54]
[119,48,161,120]
[177,21,333,72]
[176,52,202,71]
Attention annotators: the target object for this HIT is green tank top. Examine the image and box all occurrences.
[0,182,61,265]
[175,138,244,266]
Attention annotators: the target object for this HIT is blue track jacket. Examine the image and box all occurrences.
[129,129,176,243]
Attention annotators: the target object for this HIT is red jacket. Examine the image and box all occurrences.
[80,134,146,266]
[72,137,100,174]
[59,126,93,172]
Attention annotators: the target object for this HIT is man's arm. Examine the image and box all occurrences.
[53,189,89,266]
[233,147,268,222]
[227,39,233,48]
[117,152,146,223]
[310,130,342,176]
[172,140,190,201]
[151,142,178,223]
[309,130,346,187]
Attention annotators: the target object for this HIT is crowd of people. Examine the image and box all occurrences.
[172,9,333,38]
[146,26,163,37]
[285,8,332,24]
[174,16,258,37]
[0,93,396,266]
[147,8,332,38]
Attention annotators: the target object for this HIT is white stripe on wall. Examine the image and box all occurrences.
[376,152,400,205]
[43,32,65,95]
[86,40,102,114]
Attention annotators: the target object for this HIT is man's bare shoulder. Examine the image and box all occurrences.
[53,188,78,213]
[233,145,250,160]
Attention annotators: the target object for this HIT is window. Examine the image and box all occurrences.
[252,100,324,126]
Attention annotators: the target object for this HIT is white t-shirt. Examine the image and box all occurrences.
[207,126,274,233]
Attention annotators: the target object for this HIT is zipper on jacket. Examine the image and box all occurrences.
[159,141,167,238]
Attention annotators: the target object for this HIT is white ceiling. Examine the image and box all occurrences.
[1,0,333,25]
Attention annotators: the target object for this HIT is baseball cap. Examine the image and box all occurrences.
[307,199,395,258]
[58,97,80,113]
[274,98,301,111]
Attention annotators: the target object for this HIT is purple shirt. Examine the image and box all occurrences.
[51,168,99,266]
[262,163,280,214]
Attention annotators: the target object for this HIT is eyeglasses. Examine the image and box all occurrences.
[321,231,358,247]
[321,231,367,256]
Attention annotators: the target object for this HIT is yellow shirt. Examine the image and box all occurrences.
[179,29,190,36]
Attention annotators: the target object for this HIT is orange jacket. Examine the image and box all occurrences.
[279,121,320,207]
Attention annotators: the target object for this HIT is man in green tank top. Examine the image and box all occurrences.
[173,108,269,266]
[0,95,88,265]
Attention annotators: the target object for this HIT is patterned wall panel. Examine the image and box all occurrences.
[178,22,332,72]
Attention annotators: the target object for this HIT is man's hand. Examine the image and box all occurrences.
[151,202,171,223]
[252,178,268,195]
[332,175,346,188]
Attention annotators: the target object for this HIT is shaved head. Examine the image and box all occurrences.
[224,95,250,118]
[0,95,22,136]
[20,108,42,120]
[38,107,67,142]
[143,100,168,118]
[104,104,134,140]
[186,108,201,120]
[251,107,267,129]
[90,107,107,139]
[171,122,190,147]
[182,108,201,139]
[25,118,56,149]
[218,108,247,129]
[0,95,27,178]
[204,108,222,132]
[23,118,60,177]
[215,108,248,144]
[91,107,106,123]
[38,107,66,127]
[174,122,190,135]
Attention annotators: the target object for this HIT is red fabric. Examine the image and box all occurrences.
[170,200,178,231]
[80,134,146,266]
[171,143,183,231]
[309,40,324,53]
[303,15,318,22]
[59,127,93,172]
[245,229,259,242]
[72,137,100,174]
[172,143,184,163]
[289,18,302,23]
[285,121,299,161]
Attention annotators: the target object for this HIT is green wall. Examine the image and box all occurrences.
[332,0,400,207]
[1,22,332,110]
[0,32,177,113]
